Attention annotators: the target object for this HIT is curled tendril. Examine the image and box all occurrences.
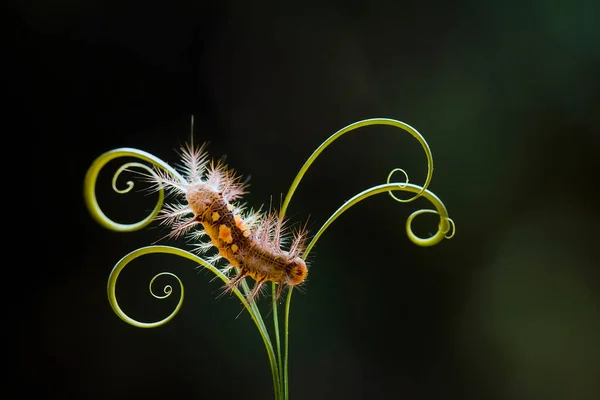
[108,245,248,326]
[105,245,281,396]
[445,218,456,239]
[304,182,452,256]
[149,272,177,299]
[111,162,151,194]
[387,167,410,193]
[280,118,433,219]
[108,250,184,329]
[83,148,186,232]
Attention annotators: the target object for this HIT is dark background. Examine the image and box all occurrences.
[15,1,599,399]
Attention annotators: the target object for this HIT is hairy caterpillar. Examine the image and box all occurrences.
[149,141,309,302]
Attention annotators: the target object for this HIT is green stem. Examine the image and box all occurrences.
[272,283,284,399]
[240,279,280,399]
[283,287,293,400]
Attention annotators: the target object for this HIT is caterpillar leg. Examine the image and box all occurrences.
[227,269,248,290]
[216,269,248,301]
[247,277,267,303]
[275,281,285,302]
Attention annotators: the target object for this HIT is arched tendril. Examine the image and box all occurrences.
[280,118,434,219]
[278,118,453,399]
[83,148,186,232]
[305,182,453,255]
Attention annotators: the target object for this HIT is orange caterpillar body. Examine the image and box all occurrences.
[153,143,308,301]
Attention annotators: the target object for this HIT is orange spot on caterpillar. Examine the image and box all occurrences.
[243,230,250,238]
[231,244,238,253]
[226,204,234,211]
[234,214,246,230]
[219,224,233,243]
[211,212,220,222]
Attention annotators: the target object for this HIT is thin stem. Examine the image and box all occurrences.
[283,287,293,400]
[240,279,281,399]
[272,283,284,399]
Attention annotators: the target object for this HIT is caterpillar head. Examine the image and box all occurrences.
[285,257,308,286]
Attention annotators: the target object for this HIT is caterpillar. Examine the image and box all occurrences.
[149,141,309,302]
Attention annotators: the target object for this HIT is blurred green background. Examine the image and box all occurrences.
[17,0,599,399]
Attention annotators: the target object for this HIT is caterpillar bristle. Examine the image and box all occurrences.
[204,159,249,202]
[167,217,199,240]
[186,229,208,241]
[205,253,224,264]
[177,141,210,182]
[189,240,213,255]
[153,168,189,196]
[156,203,193,227]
